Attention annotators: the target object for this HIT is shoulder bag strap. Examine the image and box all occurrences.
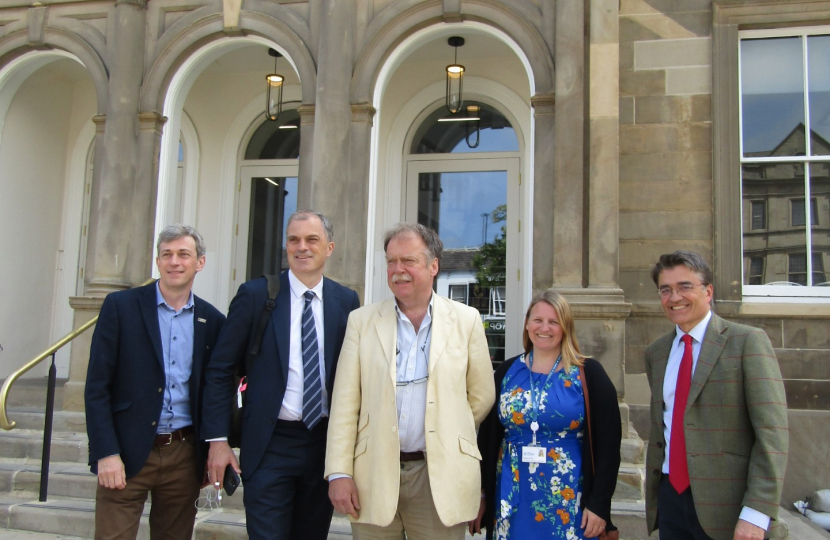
[580,364,596,475]
[245,274,280,374]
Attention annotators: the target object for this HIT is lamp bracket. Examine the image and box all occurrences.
[447,36,465,48]
[268,48,282,58]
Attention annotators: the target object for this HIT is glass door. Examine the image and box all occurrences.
[233,164,298,292]
[406,156,521,365]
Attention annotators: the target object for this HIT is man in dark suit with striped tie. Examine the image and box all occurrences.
[202,210,360,540]
[644,251,788,540]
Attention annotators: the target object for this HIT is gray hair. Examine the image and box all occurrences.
[651,250,713,287]
[286,209,334,242]
[156,224,206,258]
[383,223,443,268]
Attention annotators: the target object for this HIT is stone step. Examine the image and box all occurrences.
[2,378,66,410]
[4,409,87,433]
[621,431,645,464]
[0,430,88,465]
[615,463,646,501]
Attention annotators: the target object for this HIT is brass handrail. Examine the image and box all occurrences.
[0,278,155,430]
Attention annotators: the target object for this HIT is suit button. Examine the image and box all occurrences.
[656,442,663,449]
[151,421,157,427]
[158,388,163,393]
[652,469,660,476]
[392,426,397,432]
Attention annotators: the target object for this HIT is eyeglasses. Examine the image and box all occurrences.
[657,283,705,298]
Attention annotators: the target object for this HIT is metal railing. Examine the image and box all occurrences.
[0,278,154,501]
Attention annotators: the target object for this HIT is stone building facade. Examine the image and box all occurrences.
[0,0,827,505]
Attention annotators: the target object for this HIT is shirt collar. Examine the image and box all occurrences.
[394,293,434,323]
[155,281,194,311]
[675,309,712,344]
[288,269,324,300]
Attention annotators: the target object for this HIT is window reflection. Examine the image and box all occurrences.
[411,102,518,154]
[740,34,830,288]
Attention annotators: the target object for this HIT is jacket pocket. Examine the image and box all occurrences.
[354,437,369,458]
[357,412,369,433]
[112,401,132,413]
[458,436,482,460]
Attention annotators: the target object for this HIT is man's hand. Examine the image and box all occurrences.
[734,519,765,540]
[207,441,241,491]
[468,497,486,535]
[97,455,126,490]
[328,477,360,519]
[581,508,607,538]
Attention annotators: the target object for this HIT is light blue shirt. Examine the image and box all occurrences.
[155,283,195,433]
[394,296,433,452]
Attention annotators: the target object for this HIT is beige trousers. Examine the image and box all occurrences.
[351,459,467,540]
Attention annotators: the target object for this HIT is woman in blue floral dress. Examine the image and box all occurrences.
[473,290,622,540]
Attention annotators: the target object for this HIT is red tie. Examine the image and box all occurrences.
[670,334,693,493]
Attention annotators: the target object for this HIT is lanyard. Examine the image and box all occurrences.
[526,351,561,446]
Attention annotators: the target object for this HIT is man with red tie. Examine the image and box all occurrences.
[644,251,789,540]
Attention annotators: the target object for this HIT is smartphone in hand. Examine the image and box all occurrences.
[223,465,241,496]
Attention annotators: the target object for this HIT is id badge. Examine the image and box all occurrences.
[521,445,547,464]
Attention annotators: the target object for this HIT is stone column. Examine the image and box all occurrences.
[310,0,363,290]
[551,0,585,289]
[65,0,151,409]
[587,0,621,290]
[297,104,316,210]
[345,103,376,300]
[83,0,149,295]
[531,94,557,292]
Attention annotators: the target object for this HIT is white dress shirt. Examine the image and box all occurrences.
[661,309,769,531]
[279,270,328,421]
[394,296,433,452]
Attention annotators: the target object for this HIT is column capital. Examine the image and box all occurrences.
[351,103,376,124]
[92,114,107,133]
[115,0,147,7]
[531,93,556,115]
[138,111,167,135]
[298,104,316,124]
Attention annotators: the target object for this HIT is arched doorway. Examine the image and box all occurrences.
[366,26,534,362]
[0,53,97,378]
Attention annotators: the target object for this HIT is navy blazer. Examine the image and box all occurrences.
[201,272,360,479]
[85,282,225,480]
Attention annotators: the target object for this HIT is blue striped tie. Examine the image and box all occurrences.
[301,290,322,429]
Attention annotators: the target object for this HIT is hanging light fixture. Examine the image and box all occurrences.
[465,104,481,148]
[265,48,284,122]
[445,36,465,114]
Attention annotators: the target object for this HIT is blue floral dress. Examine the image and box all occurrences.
[495,355,586,540]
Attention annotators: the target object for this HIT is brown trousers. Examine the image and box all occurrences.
[94,437,200,540]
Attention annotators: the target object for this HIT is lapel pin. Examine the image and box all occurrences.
[198,318,207,323]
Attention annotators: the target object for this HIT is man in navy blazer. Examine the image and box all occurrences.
[85,225,225,540]
[202,210,360,540]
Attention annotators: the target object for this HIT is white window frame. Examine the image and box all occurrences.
[739,26,830,298]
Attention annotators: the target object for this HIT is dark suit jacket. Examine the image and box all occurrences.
[477,355,621,539]
[85,281,225,480]
[644,312,789,540]
[201,272,360,479]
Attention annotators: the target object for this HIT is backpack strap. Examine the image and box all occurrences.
[245,274,280,375]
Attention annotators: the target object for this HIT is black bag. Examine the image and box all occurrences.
[228,275,280,448]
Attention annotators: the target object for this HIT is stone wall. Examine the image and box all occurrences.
[619,0,830,505]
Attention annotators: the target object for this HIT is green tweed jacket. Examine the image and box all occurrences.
[644,312,789,540]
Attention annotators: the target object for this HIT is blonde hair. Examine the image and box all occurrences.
[522,289,587,370]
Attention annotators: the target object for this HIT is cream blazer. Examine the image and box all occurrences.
[325,295,496,527]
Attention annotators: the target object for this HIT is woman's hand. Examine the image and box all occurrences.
[581,508,607,538]
[468,497,486,535]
